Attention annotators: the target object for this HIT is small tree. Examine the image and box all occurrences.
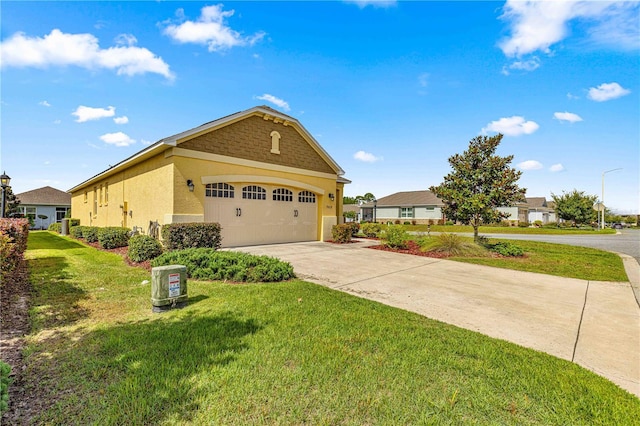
[429,134,526,241]
[2,186,20,217]
[551,190,598,226]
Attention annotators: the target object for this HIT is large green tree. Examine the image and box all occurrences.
[430,134,526,240]
[551,189,598,226]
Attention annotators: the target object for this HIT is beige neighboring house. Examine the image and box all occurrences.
[68,105,349,248]
[15,186,71,229]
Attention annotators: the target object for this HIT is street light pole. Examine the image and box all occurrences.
[601,168,622,230]
[0,171,11,219]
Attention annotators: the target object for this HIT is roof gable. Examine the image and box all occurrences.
[16,186,71,206]
[371,190,443,207]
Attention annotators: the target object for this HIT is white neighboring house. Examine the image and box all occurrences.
[525,197,557,224]
[15,186,71,229]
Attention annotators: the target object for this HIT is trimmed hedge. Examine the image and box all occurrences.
[70,226,86,239]
[97,227,130,249]
[151,248,295,282]
[82,227,99,243]
[161,222,222,251]
[347,222,360,237]
[331,224,352,243]
[0,218,30,285]
[128,235,163,262]
[486,241,525,257]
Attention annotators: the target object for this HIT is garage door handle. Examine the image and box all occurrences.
[294,210,299,217]
[236,208,242,217]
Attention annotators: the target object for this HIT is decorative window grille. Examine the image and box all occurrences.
[273,188,293,202]
[242,185,266,200]
[298,191,316,203]
[205,183,235,198]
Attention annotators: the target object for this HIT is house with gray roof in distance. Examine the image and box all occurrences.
[525,197,556,224]
[361,190,446,224]
[15,186,71,229]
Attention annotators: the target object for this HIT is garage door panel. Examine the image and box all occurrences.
[205,183,319,247]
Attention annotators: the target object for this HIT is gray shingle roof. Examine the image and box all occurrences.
[16,186,71,206]
[367,190,443,207]
[525,197,548,208]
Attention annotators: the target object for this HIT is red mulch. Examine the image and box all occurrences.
[368,240,452,258]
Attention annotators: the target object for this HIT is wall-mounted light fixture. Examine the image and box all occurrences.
[328,193,335,201]
[186,179,195,192]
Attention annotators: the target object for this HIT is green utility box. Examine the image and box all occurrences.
[151,265,188,312]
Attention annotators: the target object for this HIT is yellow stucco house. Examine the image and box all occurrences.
[69,106,349,247]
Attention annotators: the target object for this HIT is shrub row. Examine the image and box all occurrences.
[0,218,30,285]
[128,235,163,262]
[48,222,62,233]
[382,225,408,249]
[361,222,382,238]
[162,223,222,251]
[0,361,9,414]
[151,248,295,282]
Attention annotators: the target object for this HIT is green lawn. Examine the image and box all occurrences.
[404,224,616,235]
[23,232,640,424]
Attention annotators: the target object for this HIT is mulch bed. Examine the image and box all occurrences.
[368,240,452,258]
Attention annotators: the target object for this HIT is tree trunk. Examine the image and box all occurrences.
[473,225,479,242]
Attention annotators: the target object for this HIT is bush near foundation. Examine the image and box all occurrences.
[70,226,86,239]
[82,227,99,243]
[0,218,29,286]
[347,222,360,236]
[331,224,352,243]
[128,234,163,262]
[161,222,222,251]
[0,361,10,414]
[97,227,130,249]
[151,248,294,282]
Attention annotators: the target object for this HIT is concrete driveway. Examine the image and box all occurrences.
[235,239,640,398]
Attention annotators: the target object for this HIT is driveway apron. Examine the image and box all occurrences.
[235,240,640,397]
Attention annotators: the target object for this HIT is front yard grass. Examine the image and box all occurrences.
[450,239,628,282]
[405,224,616,235]
[22,232,640,424]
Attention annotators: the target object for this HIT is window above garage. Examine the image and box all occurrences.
[243,185,266,200]
[298,191,316,203]
[273,188,293,202]
[206,183,234,198]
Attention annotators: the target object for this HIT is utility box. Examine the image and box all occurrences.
[151,265,188,312]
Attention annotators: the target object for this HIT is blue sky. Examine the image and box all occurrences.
[1,1,638,213]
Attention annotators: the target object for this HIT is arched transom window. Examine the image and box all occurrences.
[205,183,234,198]
[298,191,316,203]
[273,188,293,202]
[242,185,266,200]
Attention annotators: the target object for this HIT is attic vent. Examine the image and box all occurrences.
[270,131,281,154]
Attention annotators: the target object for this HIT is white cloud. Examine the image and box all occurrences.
[550,163,565,172]
[567,92,580,100]
[482,116,539,136]
[502,57,540,75]
[554,112,583,123]
[418,72,429,88]
[354,150,382,163]
[99,132,136,147]
[114,33,137,47]
[114,116,129,124]
[587,82,631,102]
[163,5,265,52]
[0,29,174,80]
[256,94,290,111]
[72,105,115,123]
[140,139,154,146]
[39,100,51,107]
[499,1,638,57]
[518,160,544,171]
[53,119,61,124]
[345,0,397,8]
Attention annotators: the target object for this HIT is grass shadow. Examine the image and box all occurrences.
[35,310,262,424]
[28,256,90,329]
[28,232,86,250]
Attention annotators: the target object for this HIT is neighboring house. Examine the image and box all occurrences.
[526,197,556,224]
[361,190,445,224]
[69,106,349,248]
[496,203,530,225]
[342,204,361,222]
[15,186,71,229]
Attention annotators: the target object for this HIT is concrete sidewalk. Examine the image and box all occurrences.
[236,239,640,397]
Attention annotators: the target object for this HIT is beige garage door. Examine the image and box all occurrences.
[204,183,318,247]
